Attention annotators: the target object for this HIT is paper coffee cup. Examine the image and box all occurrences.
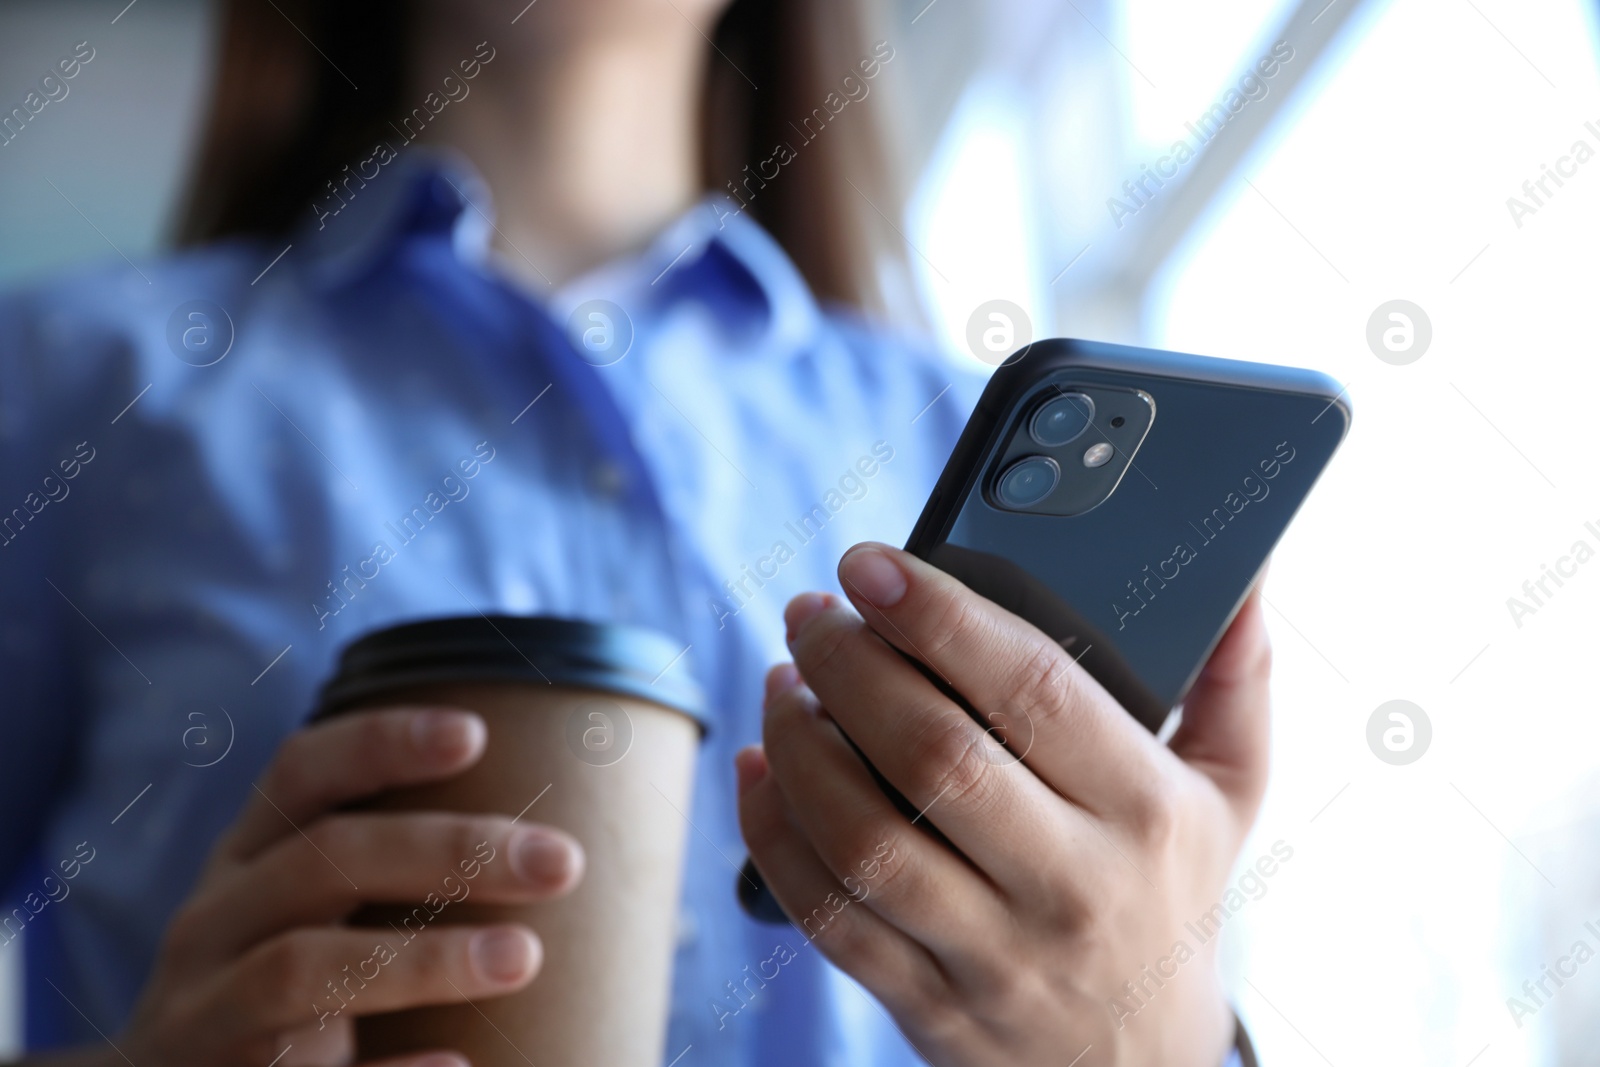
[313,614,705,1067]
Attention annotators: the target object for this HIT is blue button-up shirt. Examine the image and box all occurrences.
[0,151,987,1064]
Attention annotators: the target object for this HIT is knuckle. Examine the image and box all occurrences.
[405,923,459,974]
[361,706,414,756]
[264,730,318,798]
[349,709,410,777]
[848,833,911,901]
[1007,639,1079,736]
[1014,637,1073,704]
[447,815,498,872]
[737,774,789,851]
[966,951,1030,1013]
[905,711,993,813]
[762,687,812,739]
[303,814,360,863]
[794,615,855,679]
[738,807,779,861]
[762,696,828,761]
[795,890,860,951]
[1126,775,1182,848]
[251,930,323,1004]
[898,977,965,1044]
[921,589,984,660]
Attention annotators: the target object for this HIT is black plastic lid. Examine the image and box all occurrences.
[313,614,708,735]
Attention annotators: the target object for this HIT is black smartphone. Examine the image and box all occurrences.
[738,337,1349,922]
[905,336,1351,734]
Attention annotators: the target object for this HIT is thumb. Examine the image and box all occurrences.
[1168,583,1273,820]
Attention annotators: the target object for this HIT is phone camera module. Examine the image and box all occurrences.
[1029,393,1095,447]
[996,455,1060,509]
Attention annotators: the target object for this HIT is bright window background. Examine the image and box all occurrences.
[1153,1,1600,1062]
[0,0,212,286]
[1121,0,1299,151]
[909,0,1600,1063]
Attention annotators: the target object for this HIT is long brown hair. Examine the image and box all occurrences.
[176,0,912,317]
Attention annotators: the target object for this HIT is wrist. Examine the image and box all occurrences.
[1118,973,1235,1067]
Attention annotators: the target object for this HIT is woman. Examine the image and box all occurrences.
[0,1,1271,1064]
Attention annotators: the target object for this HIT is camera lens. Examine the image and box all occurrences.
[996,455,1060,509]
[1030,393,1095,447]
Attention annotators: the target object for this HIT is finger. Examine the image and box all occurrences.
[759,666,1014,961]
[179,814,583,960]
[826,543,1167,813]
[222,708,487,862]
[265,1005,470,1067]
[207,923,541,1043]
[276,1017,467,1067]
[274,1012,353,1066]
[736,745,942,1018]
[1169,584,1272,819]
[783,597,1092,884]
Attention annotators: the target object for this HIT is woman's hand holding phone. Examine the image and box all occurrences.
[737,542,1272,1067]
[108,708,584,1067]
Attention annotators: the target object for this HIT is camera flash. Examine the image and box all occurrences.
[1082,442,1114,468]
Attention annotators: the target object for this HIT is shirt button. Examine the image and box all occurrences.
[589,461,627,498]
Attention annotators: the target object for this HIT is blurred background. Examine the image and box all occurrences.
[4,0,1600,1063]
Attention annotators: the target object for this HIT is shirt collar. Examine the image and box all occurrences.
[295,150,821,360]
[295,147,494,289]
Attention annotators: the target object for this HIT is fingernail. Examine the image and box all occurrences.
[414,1056,468,1067]
[410,710,485,757]
[840,545,907,608]
[764,663,802,703]
[470,927,538,984]
[511,829,581,887]
[784,593,831,642]
[734,746,769,796]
